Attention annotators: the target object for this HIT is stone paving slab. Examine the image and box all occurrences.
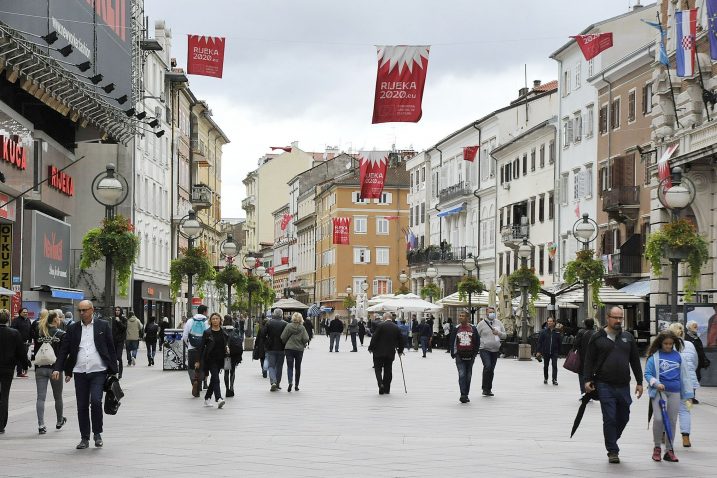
[1,335,716,477]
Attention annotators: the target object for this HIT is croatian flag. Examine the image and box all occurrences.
[675,9,697,77]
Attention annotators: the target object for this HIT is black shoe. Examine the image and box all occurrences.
[552,380,558,386]
[482,390,494,397]
[94,434,103,447]
[295,386,300,391]
[459,395,468,403]
[262,371,267,378]
[378,384,385,395]
[607,452,620,464]
[544,379,548,384]
[38,427,47,435]
[76,439,89,449]
[288,384,293,392]
[226,390,235,397]
[692,398,699,404]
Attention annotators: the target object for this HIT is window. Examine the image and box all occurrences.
[499,165,504,184]
[322,249,334,266]
[586,104,594,138]
[352,192,368,204]
[642,82,653,114]
[549,140,555,164]
[522,154,528,175]
[548,253,554,274]
[588,58,594,77]
[548,192,554,219]
[573,170,580,200]
[539,194,545,222]
[574,61,581,89]
[498,253,503,275]
[599,165,609,194]
[562,117,570,148]
[574,113,582,142]
[409,207,413,227]
[499,208,503,228]
[505,251,511,275]
[611,98,620,129]
[539,144,545,168]
[354,216,367,233]
[373,278,392,295]
[599,105,608,134]
[530,149,536,171]
[530,197,536,224]
[377,192,393,204]
[376,247,389,265]
[504,163,511,183]
[420,203,425,223]
[421,166,426,182]
[376,217,389,234]
[353,247,371,264]
[584,165,593,198]
[513,159,519,179]
[353,277,368,295]
[562,69,571,97]
[628,90,636,122]
[560,174,569,205]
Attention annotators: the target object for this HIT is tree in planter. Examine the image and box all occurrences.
[169,246,216,300]
[80,215,139,297]
[243,275,264,317]
[420,282,441,302]
[645,218,709,300]
[563,249,604,306]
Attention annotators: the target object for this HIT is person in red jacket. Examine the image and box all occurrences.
[452,311,480,403]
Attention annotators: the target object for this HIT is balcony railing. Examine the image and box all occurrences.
[438,181,472,203]
[191,184,213,210]
[603,252,642,276]
[407,246,476,266]
[190,139,210,166]
[501,224,529,247]
[602,186,640,212]
[242,195,255,210]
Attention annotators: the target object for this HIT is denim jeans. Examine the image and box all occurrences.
[543,354,558,381]
[420,337,429,356]
[285,349,304,386]
[74,371,107,439]
[350,333,357,351]
[146,340,157,361]
[479,350,499,392]
[596,382,632,454]
[329,332,341,352]
[266,351,285,385]
[35,367,63,427]
[455,358,475,396]
[125,340,139,362]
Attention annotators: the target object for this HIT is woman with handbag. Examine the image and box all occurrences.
[281,313,310,392]
[32,309,67,435]
[198,313,228,409]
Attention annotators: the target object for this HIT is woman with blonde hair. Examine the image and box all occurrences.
[281,312,309,392]
[668,322,699,448]
[32,309,66,434]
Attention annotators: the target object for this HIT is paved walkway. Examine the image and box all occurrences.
[1,335,716,477]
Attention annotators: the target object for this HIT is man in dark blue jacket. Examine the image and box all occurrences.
[53,301,118,450]
[536,317,562,385]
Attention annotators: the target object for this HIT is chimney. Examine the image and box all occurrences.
[632,0,643,11]
[533,80,541,88]
[291,141,299,149]
[518,87,529,97]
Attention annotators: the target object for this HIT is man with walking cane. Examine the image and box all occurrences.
[368,313,404,395]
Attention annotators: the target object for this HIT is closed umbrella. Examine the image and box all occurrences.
[658,391,675,449]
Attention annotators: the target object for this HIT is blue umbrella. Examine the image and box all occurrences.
[659,391,674,449]
[307,304,321,317]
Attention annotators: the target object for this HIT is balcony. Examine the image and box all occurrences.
[407,246,476,266]
[603,252,642,276]
[438,181,472,204]
[242,195,255,210]
[501,224,529,248]
[190,184,213,210]
[602,186,640,211]
[190,139,210,167]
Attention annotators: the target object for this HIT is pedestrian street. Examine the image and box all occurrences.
[1,335,716,478]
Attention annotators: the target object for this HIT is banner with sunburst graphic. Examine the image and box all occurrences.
[187,35,226,78]
[372,45,430,124]
[332,217,351,245]
[359,150,389,199]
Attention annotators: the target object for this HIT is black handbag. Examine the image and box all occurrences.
[103,375,124,415]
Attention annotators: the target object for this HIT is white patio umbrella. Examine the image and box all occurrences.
[436,291,491,307]
[368,297,442,313]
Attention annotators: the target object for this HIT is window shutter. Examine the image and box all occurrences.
[365,249,370,263]
[567,120,574,143]
[500,165,504,184]
[387,279,393,294]
[578,171,585,197]
[373,279,378,295]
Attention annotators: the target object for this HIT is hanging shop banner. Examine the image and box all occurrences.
[372,45,430,124]
[280,213,292,231]
[281,256,289,265]
[0,224,12,311]
[332,217,351,245]
[463,146,479,162]
[187,35,226,78]
[359,150,389,199]
[571,33,613,61]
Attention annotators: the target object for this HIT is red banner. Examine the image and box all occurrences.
[359,150,388,199]
[463,146,478,162]
[267,266,274,276]
[571,33,613,61]
[332,217,351,245]
[372,45,430,124]
[281,256,289,265]
[187,35,226,78]
[280,213,292,231]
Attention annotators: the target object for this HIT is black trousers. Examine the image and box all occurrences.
[114,342,124,378]
[373,356,394,393]
[543,354,558,381]
[74,371,107,439]
[0,369,13,431]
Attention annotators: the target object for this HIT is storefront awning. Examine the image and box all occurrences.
[618,279,650,298]
[437,203,466,217]
[48,287,84,300]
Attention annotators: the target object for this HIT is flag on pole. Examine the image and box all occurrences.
[707,0,717,60]
[359,150,389,199]
[658,143,679,188]
[570,33,613,61]
[642,19,669,66]
[675,9,698,77]
[463,146,479,162]
[372,46,430,124]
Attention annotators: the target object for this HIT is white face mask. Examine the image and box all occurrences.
[487,313,496,320]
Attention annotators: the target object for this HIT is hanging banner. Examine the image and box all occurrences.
[187,35,226,78]
[658,143,679,188]
[675,9,697,77]
[463,146,478,162]
[332,217,351,245]
[281,256,289,265]
[372,45,430,124]
[280,213,292,231]
[359,150,389,199]
[570,33,613,61]
[708,0,717,60]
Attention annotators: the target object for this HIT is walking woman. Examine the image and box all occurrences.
[668,323,700,448]
[252,317,268,378]
[574,318,595,397]
[198,313,228,408]
[358,319,366,346]
[111,307,127,379]
[144,317,159,366]
[281,313,309,392]
[32,309,67,434]
[645,331,694,462]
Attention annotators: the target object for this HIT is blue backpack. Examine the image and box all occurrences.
[188,318,207,348]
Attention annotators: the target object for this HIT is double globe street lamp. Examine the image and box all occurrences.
[461,253,479,323]
[425,262,439,302]
[220,234,238,316]
[572,213,598,325]
[179,209,203,316]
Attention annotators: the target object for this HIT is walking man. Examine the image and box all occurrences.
[452,311,479,403]
[419,319,432,358]
[348,315,359,352]
[1,308,31,434]
[368,313,404,394]
[476,306,506,397]
[328,316,343,352]
[125,312,143,366]
[11,308,31,377]
[583,306,643,464]
[262,308,287,391]
[52,301,118,449]
[182,305,209,397]
[536,317,562,385]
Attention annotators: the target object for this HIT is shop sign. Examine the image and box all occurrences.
[47,165,75,196]
[30,211,70,288]
[0,135,28,171]
[0,193,16,222]
[0,224,12,310]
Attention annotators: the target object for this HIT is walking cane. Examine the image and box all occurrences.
[398,352,407,394]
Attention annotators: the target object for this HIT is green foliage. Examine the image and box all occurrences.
[563,249,604,305]
[508,266,541,302]
[214,264,247,299]
[397,285,410,294]
[169,246,216,300]
[457,275,485,302]
[420,283,441,301]
[644,219,710,300]
[343,294,356,310]
[259,281,276,307]
[80,215,139,297]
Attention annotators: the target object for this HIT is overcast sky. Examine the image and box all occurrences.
[145,0,646,218]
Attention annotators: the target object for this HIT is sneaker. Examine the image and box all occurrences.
[38,427,47,435]
[262,370,267,378]
[204,399,214,407]
[270,383,278,392]
[663,450,678,462]
[459,395,468,403]
[682,434,691,448]
[93,434,103,447]
[607,452,620,464]
[482,390,494,397]
[131,357,136,366]
[552,380,558,386]
[652,447,662,462]
[76,439,89,449]
[56,417,67,429]
[217,398,225,409]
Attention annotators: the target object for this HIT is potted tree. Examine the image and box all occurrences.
[563,249,604,305]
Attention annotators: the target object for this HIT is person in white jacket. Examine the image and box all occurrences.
[668,322,699,448]
[475,307,507,397]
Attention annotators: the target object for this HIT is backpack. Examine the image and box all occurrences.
[455,325,478,360]
[188,318,207,348]
[35,341,57,366]
[228,328,244,357]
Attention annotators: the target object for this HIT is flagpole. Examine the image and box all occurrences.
[657,12,682,129]
[693,16,713,121]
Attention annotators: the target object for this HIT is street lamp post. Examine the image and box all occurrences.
[242,255,257,329]
[255,264,266,319]
[462,253,478,323]
[91,163,128,318]
[425,262,438,302]
[517,237,534,361]
[361,280,369,320]
[656,167,696,323]
[572,213,598,326]
[179,209,203,317]
[220,234,238,316]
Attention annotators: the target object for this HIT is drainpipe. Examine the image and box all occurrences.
[603,74,613,213]
[471,123,482,264]
[555,58,563,281]
[434,146,443,245]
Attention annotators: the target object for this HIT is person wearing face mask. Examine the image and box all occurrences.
[475,307,506,397]
[583,306,643,464]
